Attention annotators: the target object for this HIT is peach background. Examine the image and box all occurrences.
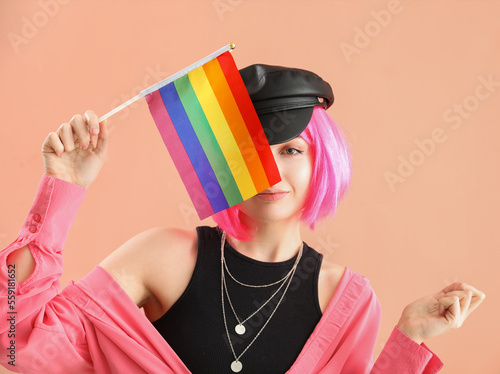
[1,0,499,373]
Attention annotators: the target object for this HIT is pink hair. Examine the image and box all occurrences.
[212,107,352,241]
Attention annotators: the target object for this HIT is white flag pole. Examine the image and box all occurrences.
[98,43,236,123]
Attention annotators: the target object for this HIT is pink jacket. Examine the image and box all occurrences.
[0,174,443,373]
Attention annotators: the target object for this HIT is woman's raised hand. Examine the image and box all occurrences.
[396,282,485,344]
[42,110,111,189]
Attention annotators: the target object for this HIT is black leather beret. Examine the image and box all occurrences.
[239,64,334,145]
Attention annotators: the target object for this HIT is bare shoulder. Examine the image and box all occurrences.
[98,226,198,321]
[317,258,346,313]
[142,227,199,321]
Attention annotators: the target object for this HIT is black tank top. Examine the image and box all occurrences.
[151,226,323,373]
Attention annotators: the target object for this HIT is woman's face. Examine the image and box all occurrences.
[237,135,314,223]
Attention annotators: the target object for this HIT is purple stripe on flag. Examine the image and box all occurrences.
[145,89,214,219]
[159,82,229,214]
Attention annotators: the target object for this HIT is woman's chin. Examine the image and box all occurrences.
[239,205,301,225]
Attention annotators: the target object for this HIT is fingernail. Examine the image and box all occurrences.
[92,127,99,135]
[83,143,88,150]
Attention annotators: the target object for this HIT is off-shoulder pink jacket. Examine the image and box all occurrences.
[0,175,443,373]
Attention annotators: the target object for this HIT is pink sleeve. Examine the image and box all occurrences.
[310,277,443,374]
[371,326,443,373]
[346,283,443,373]
[0,174,94,373]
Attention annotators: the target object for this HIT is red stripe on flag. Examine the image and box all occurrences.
[216,52,281,186]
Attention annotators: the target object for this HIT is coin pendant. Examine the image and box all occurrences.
[231,360,243,372]
[235,324,246,335]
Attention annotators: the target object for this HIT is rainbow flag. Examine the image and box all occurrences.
[145,48,280,220]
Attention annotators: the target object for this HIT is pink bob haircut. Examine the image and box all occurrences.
[212,107,352,241]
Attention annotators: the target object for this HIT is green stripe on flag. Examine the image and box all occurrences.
[174,74,243,206]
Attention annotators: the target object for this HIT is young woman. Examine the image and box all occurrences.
[1,64,484,373]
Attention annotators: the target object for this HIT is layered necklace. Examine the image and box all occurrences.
[220,231,304,372]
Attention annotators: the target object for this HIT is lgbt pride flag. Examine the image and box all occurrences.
[143,47,280,220]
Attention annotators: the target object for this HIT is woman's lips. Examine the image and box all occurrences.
[256,192,289,201]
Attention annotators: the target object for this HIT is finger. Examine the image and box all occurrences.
[442,290,469,300]
[440,282,463,294]
[70,114,90,150]
[464,291,486,318]
[42,132,64,157]
[56,122,76,154]
[438,292,466,314]
[468,286,486,305]
[84,109,100,135]
[94,118,111,155]
[84,110,99,149]
[441,282,483,295]
[440,296,461,326]
[458,291,473,326]
[459,283,484,298]
[449,283,486,308]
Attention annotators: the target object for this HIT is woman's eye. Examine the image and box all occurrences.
[283,148,303,156]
